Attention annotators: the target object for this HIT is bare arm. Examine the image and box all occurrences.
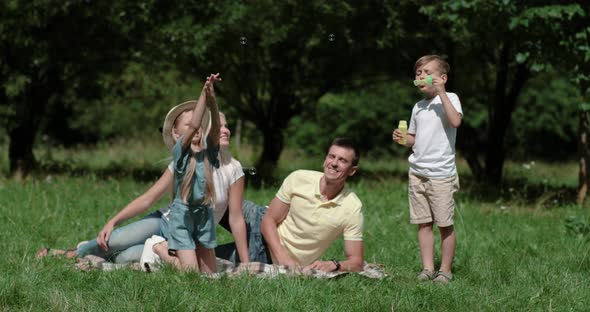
[181,82,209,151]
[433,76,462,128]
[205,74,221,147]
[261,197,299,266]
[227,177,250,263]
[340,240,364,272]
[97,170,173,250]
[438,92,462,128]
[305,240,364,272]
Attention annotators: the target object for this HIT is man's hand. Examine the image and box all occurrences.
[305,260,338,272]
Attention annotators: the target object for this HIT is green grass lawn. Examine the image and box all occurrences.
[1,142,589,311]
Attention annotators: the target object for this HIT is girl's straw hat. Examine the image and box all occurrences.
[162,100,211,150]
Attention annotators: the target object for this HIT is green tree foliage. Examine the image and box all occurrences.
[418,1,587,184]
[509,72,579,161]
[289,73,580,164]
[64,63,196,144]
[506,3,589,203]
[1,0,586,189]
[0,0,154,177]
[149,0,422,183]
[287,81,417,159]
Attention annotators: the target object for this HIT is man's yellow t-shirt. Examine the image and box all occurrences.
[274,170,363,266]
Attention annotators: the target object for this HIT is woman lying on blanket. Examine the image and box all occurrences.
[37,78,254,268]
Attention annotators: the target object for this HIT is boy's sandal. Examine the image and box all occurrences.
[433,271,453,284]
[417,269,436,281]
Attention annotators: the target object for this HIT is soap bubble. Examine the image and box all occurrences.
[243,167,257,176]
[328,34,335,42]
[240,36,247,45]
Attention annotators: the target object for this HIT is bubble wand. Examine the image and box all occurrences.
[413,75,433,86]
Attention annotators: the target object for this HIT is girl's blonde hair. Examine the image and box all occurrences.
[174,110,215,206]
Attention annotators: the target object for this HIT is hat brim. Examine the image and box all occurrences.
[162,100,211,150]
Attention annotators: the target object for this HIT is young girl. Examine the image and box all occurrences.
[37,109,252,269]
[164,73,222,272]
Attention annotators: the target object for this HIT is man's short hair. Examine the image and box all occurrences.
[414,55,450,75]
[330,138,360,166]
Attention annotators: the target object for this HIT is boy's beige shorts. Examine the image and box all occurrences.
[408,173,460,227]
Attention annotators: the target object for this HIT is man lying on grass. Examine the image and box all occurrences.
[205,137,365,272]
[264,138,364,272]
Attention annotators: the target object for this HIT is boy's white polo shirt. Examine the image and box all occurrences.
[274,170,363,266]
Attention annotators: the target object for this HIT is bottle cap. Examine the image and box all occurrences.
[398,120,407,128]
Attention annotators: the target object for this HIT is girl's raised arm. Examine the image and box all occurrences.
[205,74,221,147]
[181,73,222,151]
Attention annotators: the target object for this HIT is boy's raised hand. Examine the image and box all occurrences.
[431,75,447,95]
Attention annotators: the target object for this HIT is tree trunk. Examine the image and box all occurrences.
[484,44,530,184]
[8,101,42,179]
[254,123,286,187]
[7,74,55,179]
[577,110,590,204]
[456,124,484,179]
[484,45,511,184]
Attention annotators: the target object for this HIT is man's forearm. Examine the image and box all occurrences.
[337,258,363,272]
[341,240,364,272]
[261,218,296,265]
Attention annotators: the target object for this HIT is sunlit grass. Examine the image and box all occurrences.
[0,137,587,310]
[1,173,589,311]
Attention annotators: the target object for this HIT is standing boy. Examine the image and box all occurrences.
[393,55,463,283]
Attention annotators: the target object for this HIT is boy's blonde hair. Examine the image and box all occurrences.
[414,55,450,74]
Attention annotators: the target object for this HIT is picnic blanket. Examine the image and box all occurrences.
[75,257,387,279]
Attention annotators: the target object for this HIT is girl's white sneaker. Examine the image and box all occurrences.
[140,235,166,272]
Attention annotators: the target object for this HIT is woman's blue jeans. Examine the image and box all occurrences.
[215,200,271,264]
[77,200,271,264]
[76,211,165,263]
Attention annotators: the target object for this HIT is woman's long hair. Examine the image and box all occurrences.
[216,112,240,186]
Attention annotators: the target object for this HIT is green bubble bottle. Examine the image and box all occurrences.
[398,120,407,145]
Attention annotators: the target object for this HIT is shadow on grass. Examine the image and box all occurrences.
[30,160,578,207]
[38,161,165,182]
[36,160,266,187]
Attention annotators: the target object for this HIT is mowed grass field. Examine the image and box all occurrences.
[0,139,589,311]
